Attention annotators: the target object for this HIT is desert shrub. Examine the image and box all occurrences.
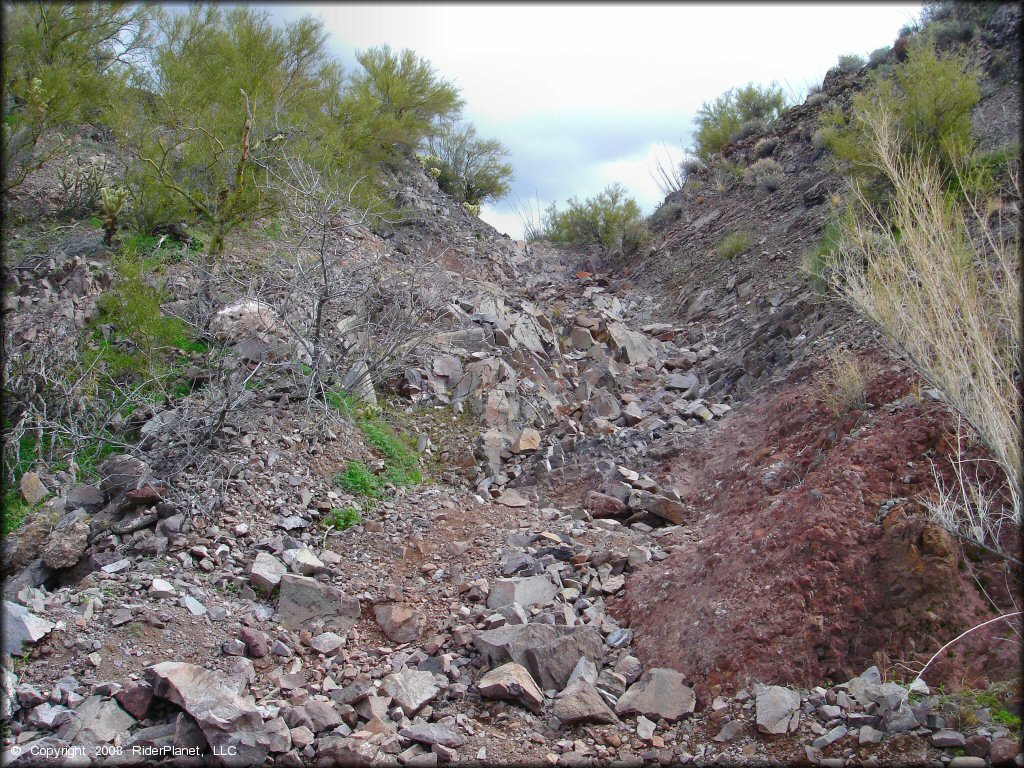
[819,41,979,198]
[733,118,765,142]
[836,53,866,72]
[801,216,845,293]
[756,172,784,192]
[681,156,705,176]
[744,158,783,188]
[751,137,779,160]
[692,82,788,160]
[649,202,682,228]
[868,46,892,68]
[814,347,878,417]
[716,231,750,260]
[826,106,1021,560]
[322,506,363,531]
[541,183,648,253]
[932,19,976,46]
[806,93,828,108]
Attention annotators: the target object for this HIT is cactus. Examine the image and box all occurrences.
[100,186,129,245]
[462,202,480,217]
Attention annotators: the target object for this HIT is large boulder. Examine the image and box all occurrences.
[145,662,271,766]
[275,575,361,633]
[477,663,544,712]
[374,603,426,644]
[755,685,801,735]
[615,668,695,722]
[40,511,90,570]
[3,600,55,656]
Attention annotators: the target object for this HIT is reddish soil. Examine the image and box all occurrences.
[612,351,1021,693]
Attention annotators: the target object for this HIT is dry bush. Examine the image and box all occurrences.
[814,347,878,417]
[827,106,1021,559]
[743,157,783,187]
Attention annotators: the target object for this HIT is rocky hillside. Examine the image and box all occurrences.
[2,5,1022,768]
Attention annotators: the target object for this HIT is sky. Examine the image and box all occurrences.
[268,3,923,239]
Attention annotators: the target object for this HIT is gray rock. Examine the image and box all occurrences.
[309,632,345,655]
[250,552,287,593]
[552,679,618,725]
[374,603,426,644]
[615,668,695,722]
[755,685,801,735]
[607,322,658,366]
[276,574,361,633]
[636,714,656,740]
[65,484,108,512]
[3,600,55,656]
[283,548,325,576]
[932,730,966,748]
[567,657,599,687]
[713,719,746,742]
[523,627,604,691]
[882,701,919,733]
[949,758,989,768]
[664,373,699,398]
[98,454,150,495]
[812,724,848,748]
[399,722,465,748]
[859,725,885,745]
[477,663,544,712]
[570,326,595,350]
[73,695,136,743]
[628,491,688,525]
[380,670,440,714]
[146,661,271,767]
[40,512,91,570]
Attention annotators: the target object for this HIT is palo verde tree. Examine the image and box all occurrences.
[426,120,513,206]
[692,81,788,161]
[1,1,152,191]
[340,44,464,169]
[115,4,343,316]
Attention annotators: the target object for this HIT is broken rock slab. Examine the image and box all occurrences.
[552,679,618,725]
[146,661,271,767]
[3,600,55,656]
[615,668,695,722]
[477,663,544,712]
[374,603,426,644]
[755,685,801,735]
[523,627,604,691]
[40,511,90,570]
[73,695,136,744]
[250,552,287,593]
[276,574,361,633]
[381,670,441,715]
[486,575,556,610]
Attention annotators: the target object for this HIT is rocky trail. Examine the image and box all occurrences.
[3,8,1023,763]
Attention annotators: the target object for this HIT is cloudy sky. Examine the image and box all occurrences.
[270,4,922,238]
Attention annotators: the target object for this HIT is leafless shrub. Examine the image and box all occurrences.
[827,106,1021,561]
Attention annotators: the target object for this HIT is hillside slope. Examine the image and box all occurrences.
[2,5,1021,767]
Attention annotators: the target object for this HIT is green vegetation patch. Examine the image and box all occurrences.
[716,231,751,260]
[321,506,364,531]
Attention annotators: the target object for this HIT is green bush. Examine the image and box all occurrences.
[322,506,363,531]
[868,46,891,68]
[541,183,648,253]
[334,460,381,498]
[716,231,750,260]
[819,40,979,197]
[836,53,866,72]
[692,82,788,160]
[802,215,845,293]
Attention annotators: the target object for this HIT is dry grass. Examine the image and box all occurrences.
[827,106,1021,559]
[815,347,878,417]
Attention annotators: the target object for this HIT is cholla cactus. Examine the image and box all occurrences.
[462,202,480,217]
[417,153,442,179]
[100,186,129,245]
